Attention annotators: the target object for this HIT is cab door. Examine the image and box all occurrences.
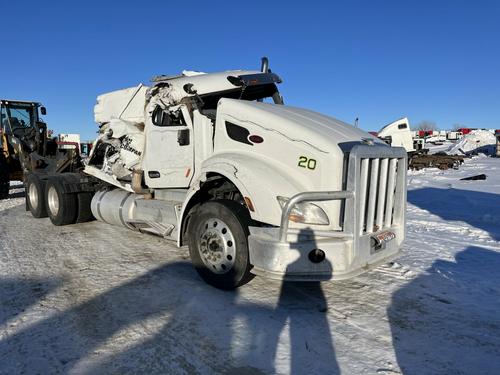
[144,105,194,188]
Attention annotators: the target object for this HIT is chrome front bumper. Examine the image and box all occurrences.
[248,225,403,281]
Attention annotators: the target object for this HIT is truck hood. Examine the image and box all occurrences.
[218,98,384,154]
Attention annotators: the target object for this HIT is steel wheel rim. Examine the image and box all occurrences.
[47,186,59,216]
[28,183,39,210]
[198,218,236,274]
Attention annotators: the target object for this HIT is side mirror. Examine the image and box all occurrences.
[152,106,162,125]
[40,107,47,115]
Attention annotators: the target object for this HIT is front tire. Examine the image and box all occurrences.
[45,178,78,226]
[187,200,254,290]
[26,174,48,218]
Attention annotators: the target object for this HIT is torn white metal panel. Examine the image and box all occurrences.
[94,84,149,124]
[86,118,145,182]
[147,84,188,110]
[84,165,134,192]
[107,119,145,170]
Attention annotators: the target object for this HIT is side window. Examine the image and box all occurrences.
[1,104,33,133]
[152,105,186,127]
[398,123,408,129]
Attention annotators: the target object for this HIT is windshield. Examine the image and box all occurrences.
[1,102,38,133]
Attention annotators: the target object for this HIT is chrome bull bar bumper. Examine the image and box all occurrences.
[248,144,407,281]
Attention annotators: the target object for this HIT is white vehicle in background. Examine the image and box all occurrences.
[447,131,463,141]
[378,118,418,153]
[25,58,407,289]
[58,133,81,150]
[426,130,447,145]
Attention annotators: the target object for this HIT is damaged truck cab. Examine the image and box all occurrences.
[28,59,407,289]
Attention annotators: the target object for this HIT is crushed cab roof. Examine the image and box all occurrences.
[150,70,281,97]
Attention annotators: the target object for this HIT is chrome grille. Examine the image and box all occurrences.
[358,157,404,235]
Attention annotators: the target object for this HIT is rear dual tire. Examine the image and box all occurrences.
[46,179,78,226]
[26,174,94,225]
[26,174,47,218]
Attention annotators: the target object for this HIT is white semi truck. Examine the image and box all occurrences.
[378,117,421,154]
[378,117,429,156]
[25,59,407,289]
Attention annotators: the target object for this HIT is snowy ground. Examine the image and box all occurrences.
[0,157,499,375]
[426,141,456,154]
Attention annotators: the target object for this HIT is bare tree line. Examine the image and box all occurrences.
[412,121,468,131]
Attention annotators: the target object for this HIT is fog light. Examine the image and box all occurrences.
[308,249,326,263]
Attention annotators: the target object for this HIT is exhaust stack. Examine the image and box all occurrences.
[261,57,269,73]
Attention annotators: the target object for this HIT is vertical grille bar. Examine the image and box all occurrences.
[384,158,398,227]
[376,158,388,229]
[365,158,379,234]
[392,158,406,226]
[358,158,369,235]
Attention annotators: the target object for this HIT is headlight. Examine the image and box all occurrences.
[277,196,330,225]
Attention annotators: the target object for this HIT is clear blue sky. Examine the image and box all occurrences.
[2,0,499,139]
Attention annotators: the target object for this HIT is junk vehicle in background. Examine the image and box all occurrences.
[25,58,407,289]
[377,118,421,155]
[0,100,82,199]
[376,118,468,170]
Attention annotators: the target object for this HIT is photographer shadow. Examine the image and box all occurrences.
[388,246,500,374]
[266,227,340,374]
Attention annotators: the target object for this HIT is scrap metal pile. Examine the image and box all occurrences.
[409,153,466,171]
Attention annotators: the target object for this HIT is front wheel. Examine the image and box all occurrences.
[187,200,254,290]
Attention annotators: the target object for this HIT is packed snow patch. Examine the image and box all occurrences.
[0,181,24,212]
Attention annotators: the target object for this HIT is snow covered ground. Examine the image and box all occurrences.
[0,157,499,375]
[426,141,456,154]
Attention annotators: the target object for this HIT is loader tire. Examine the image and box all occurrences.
[45,178,78,226]
[26,174,48,218]
[76,192,95,223]
[187,200,254,290]
[0,169,9,200]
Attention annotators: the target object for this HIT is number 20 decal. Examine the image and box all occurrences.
[298,156,317,170]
